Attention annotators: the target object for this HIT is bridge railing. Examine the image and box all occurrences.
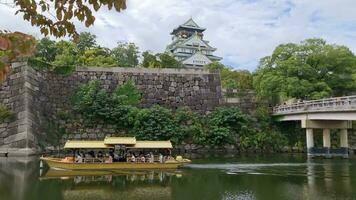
[273,95,356,114]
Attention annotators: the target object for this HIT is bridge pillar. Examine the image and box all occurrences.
[323,129,331,157]
[340,129,349,158]
[306,128,314,156]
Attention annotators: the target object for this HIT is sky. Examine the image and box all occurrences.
[1,0,356,71]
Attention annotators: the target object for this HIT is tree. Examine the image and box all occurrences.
[76,32,97,52]
[35,37,58,62]
[142,51,160,68]
[205,62,253,90]
[111,42,139,67]
[78,47,116,67]
[159,53,184,68]
[1,0,127,82]
[254,38,356,103]
[0,32,36,82]
[1,0,126,38]
[51,41,79,67]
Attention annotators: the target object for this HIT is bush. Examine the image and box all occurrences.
[71,80,141,133]
[132,105,182,144]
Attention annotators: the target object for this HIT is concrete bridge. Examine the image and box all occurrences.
[273,95,356,158]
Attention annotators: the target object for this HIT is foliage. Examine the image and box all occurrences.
[253,38,356,103]
[132,105,182,144]
[174,107,206,144]
[205,62,253,90]
[159,53,184,68]
[0,31,36,82]
[113,80,141,106]
[142,51,160,68]
[33,36,116,71]
[35,37,58,62]
[76,32,97,52]
[37,120,67,150]
[0,104,13,123]
[205,107,253,146]
[240,131,288,152]
[71,80,141,132]
[3,0,126,38]
[70,81,289,151]
[111,42,139,67]
[78,47,116,67]
[142,52,184,68]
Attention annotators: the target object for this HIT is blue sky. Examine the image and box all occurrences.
[0,0,355,71]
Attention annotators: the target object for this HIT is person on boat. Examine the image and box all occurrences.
[105,154,113,163]
[140,155,146,163]
[159,153,163,163]
[131,154,136,162]
[149,152,154,163]
[88,150,95,158]
[75,154,83,163]
[109,151,116,162]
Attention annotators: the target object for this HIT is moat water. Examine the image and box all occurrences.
[0,154,356,200]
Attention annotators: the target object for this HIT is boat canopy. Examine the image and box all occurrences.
[127,141,173,149]
[64,140,113,149]
[104,137,136,145]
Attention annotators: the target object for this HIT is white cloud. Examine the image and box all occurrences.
[0,0,355,71]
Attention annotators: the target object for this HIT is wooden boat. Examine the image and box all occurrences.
[40,137,191,170]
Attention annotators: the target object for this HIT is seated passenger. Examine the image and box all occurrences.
[75,154,83,163]
[159,153,163,163]
[131,155,136,162]
[141,156,146,163]
[149,152,154,163]
[105,155,113,163]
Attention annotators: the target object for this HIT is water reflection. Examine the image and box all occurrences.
[40,169,181,200]
[0,157,38,200]
[0,155,356,200]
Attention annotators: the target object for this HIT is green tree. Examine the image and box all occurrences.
[76,32,97,52]
[53,41,79,65]
[205,62,253,90]
[159,53,184,68]
[112,42,139,67]
[78,47,116,67]
[254,38,356,103]
[142,51,160,68]
[35,37,58,62]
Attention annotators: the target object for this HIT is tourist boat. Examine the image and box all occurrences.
[40,137,191,170]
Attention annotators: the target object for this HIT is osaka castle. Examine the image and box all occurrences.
[166,18,222,68]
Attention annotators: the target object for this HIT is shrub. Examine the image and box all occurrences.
[131,105,181,144]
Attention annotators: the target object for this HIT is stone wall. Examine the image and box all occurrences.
[44,66,222,115]
[0,63,223,154]
[0,62,39,155]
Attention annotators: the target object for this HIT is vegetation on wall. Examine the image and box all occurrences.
[68,81,288,151]
[0,104,13,123]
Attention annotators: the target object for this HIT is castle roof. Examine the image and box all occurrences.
[171,18,206,35]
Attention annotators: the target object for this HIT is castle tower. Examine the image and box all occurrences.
[166,18,222,68]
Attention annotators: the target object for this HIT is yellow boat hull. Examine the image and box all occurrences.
[41,157,182,170]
